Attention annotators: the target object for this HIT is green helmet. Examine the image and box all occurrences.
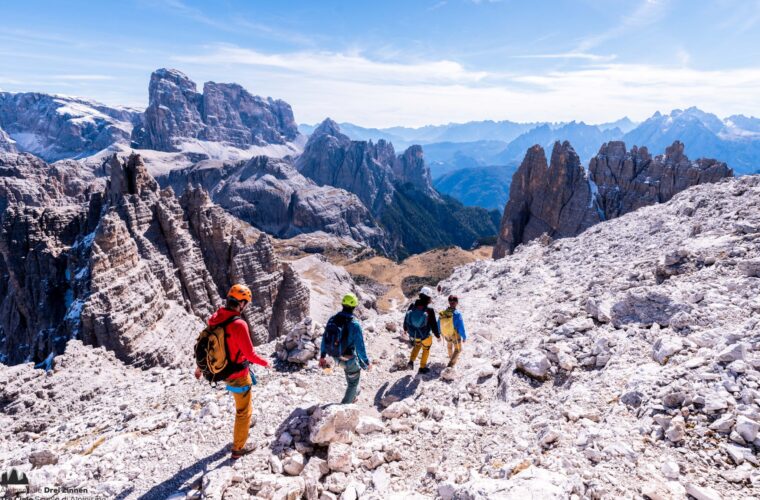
[341,293,359,308]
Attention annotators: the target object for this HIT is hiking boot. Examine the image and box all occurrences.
[418,366,430,375]
[231,443,257,459]
[406,361,414,370]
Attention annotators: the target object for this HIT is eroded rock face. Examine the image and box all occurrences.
[589,141,732,218]
[132,68,299,152]
[493,140,733,258]
[297,119,437,215]
[0,92,139,161]
[0,152,308,365]
[296,119,397,213]
[393,144,436,196]
[493,141,600,258]
[0,127,16,153]
[160,156,387,251]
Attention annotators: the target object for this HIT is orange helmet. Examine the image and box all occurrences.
[228,284,252,303]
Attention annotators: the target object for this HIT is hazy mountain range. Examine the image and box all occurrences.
[301,108,759,209]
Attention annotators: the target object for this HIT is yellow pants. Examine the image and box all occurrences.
[228,373,253,451]
[446,334,462,366]
[410,336,433,368]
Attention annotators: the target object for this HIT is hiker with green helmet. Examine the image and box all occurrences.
[404,286,441,374]
[319,293,372,404]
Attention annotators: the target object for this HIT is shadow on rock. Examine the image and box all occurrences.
[373,375,420,411]
[133,447,229,500]
[270,405,314,454]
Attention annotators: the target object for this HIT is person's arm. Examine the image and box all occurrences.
[403,310,409,334]
[352,323,371,369]
[231,321,269,367]
[428,308,440,338]
[454,311,467,341]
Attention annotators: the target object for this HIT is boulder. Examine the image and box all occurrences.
[327,442,353,473]
[652,336,683,365]
[29,449,58,468]
[735,415,759,442]
[309,405,361,445]
[454,466,573,499]
[717,342,748,363]
[283,452,306,476]
[356,415,384,435]
[515,349,551,380]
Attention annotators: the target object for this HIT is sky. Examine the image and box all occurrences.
[1,0,760,127]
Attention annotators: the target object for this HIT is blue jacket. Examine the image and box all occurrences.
[438,308,467,341]
[320,312,371,369]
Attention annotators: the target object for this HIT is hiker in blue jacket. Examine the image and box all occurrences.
[438,294,467,367]
[319,293,372,404]
[404,286,441,374]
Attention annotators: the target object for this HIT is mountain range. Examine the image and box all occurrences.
[0,68,498,263]
[302,107,760,182]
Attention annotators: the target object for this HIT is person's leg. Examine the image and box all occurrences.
[231,374,253,452]
[419,336,433,369]
[446,339,454,359]
[450,339,462,366]
[341,363,361,404]
[410,339,422,362]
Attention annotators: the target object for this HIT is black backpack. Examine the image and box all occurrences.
[323,313,353,358]
[194,315,248,383]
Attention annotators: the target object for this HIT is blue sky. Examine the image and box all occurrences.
[1,0,759,127]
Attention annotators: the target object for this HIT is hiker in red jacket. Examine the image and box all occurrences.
[194,284,270,459]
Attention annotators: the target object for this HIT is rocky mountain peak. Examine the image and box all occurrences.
[393,145,436,196]
[106,152,158,204]
[664,140,686,162]
[311,117,345,139]
[493,141,598,258]
[494,140,733,258]
[150,67,199,95]
[133,68,300,152]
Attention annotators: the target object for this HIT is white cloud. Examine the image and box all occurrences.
[512,52,617,62]
[168,45,760,127]
[173,45,490,86]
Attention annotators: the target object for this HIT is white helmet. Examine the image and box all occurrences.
[420,286,434,299]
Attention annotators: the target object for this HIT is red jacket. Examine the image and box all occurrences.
[208,307,269,380]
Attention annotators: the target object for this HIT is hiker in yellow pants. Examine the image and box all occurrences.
[409,336,434,370]
[404,287,441,375]
[438,294,467,368]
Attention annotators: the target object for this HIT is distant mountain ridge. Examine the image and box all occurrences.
[301,108,760,180]
[0,92,140,161]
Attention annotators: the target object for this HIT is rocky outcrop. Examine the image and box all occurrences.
[589,140,733,218]
[393,144,436,196]
[297,119,437,214]
[0,127,16,153]
[296,119,397,213]
[0,92,139,161]
[159,156,387,251]
[493,140,733,258]
[493,141,600,258]
[132,68,299,152]
[0,151,308,365]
